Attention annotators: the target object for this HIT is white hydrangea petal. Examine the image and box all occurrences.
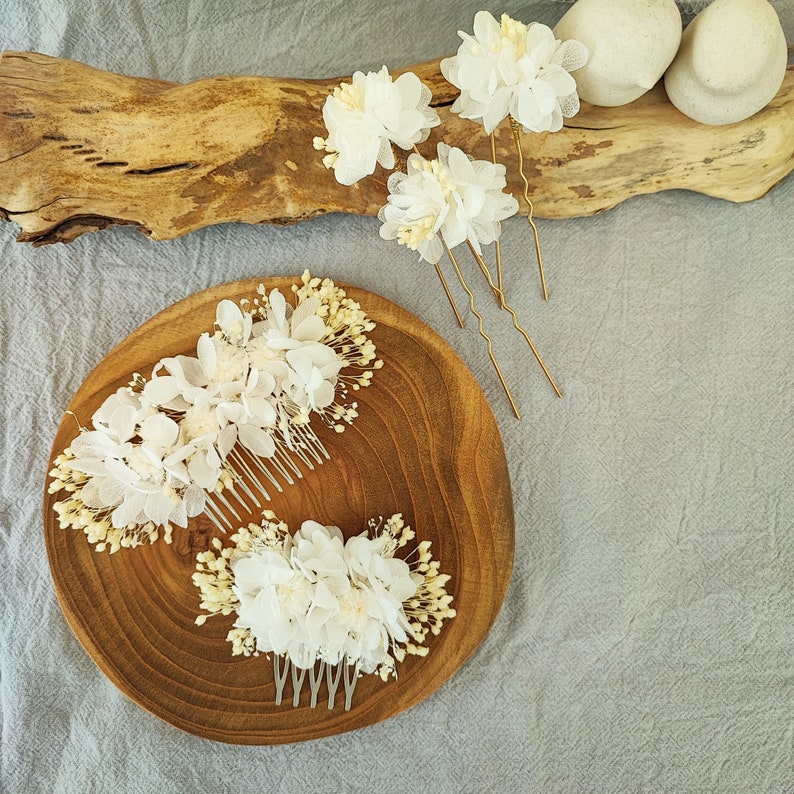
[541,64,577,98]
[168,498,188,529]
[65,457,111,478]
[472,9,499,43]
[553,39,588,72]
[237,424,276,458]
[144,489,174,526]
[268,289,287,328]
[558,91,580,119]
[246,396,276,428]
[482,86,511,134]
[312,580,338,611]
[419,234,444,264]
[139,413,179,448]
[188,449,221,489]
[216,424,236,459]
[171,355,208,388]
[216,299,245,337]
[548,104,564,133]
[288,295,320,335]
[183,483,206,517]
[81,476,120,509]
[291,314,326,343]
[143,375,183,407]
[105,403,139,443]
[196,333,217,380]
[110,492,145,529]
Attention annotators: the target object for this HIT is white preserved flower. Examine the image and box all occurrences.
[441,11,587,134]
[65,388,205,533]
[378,152,450,264]
[378,142,518,262]
[437,142,519,254]
[252,288,344,414]
[314,66,440,185]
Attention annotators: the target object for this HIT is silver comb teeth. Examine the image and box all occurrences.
[273,656,361,711]
[202,425,331,532]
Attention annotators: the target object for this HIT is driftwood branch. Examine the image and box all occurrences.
[1,51,793,245]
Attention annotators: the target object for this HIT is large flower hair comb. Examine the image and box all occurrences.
[192,512,456,711]
[48,272,382,552]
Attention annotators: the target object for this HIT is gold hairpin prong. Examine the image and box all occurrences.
[490,132,506,308]
[442,236,520,419]
[511,120,548,301]
[467,241,562,398]
[434,261,465,328]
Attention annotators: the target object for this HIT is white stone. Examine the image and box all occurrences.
[664,0,788,125]
[553,0,682,107]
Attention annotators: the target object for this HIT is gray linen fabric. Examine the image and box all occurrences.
[1,2,792,792]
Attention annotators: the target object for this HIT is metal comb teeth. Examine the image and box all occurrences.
[202,424,331,532]
[273,656,361,711]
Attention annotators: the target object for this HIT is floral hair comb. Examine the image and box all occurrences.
[48,272,382,552]
[314,11,587,416]
[192,512,455,711]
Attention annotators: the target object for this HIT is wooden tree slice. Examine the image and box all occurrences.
[42,277,515,744]
[2,51,793,245]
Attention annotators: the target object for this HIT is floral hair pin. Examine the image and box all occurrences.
[313,38,577,416]
[48,272,382,552]
[442,11,588,301]
[192,512,455,710]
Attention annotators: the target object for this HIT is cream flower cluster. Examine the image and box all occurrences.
[193,512,455,680]
[441,11,588,134]
[313,65,440,185]
[378,142,519,264]
[49,272,381,553]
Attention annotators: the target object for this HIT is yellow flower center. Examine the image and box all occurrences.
[497,14,528,57]
[182,404,219,439]
[333,81,364,111]
[397,216,437,250]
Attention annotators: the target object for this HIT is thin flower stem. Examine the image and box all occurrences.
[511,120,549,301]
[490,131,505,307]
[434,261,465,328]
[467,241,563,398]
[64,409,84,432]
[442,236,520,419]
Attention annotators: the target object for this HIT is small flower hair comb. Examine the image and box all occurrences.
[314,13,587,416]
[48,272,382,552]
[192,512,455,711]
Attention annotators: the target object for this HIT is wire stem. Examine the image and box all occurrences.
[490,131,505,306]
[442,236,520,419]
[511,121,548,301]
[467,241,562,398]
[434,261,464,328]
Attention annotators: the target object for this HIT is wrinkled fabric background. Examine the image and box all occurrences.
[1,2,792,792]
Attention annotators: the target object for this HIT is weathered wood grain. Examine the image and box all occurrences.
[3,51,793,245]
